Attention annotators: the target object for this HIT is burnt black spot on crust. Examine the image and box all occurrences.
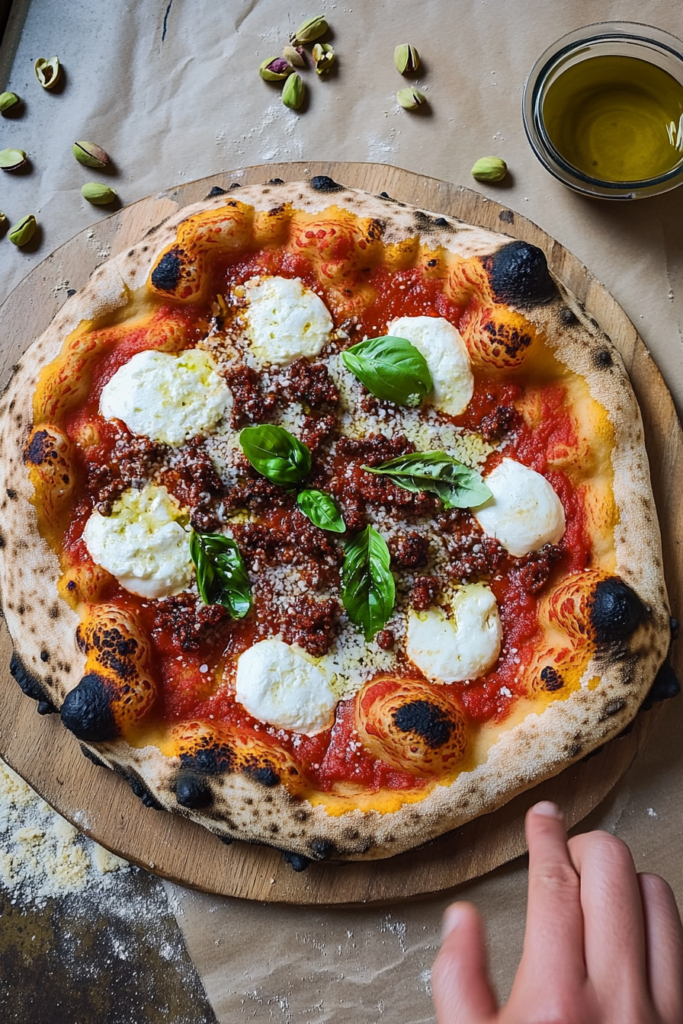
[498,210,514,224]
[60,673,118,741]
[24,429,56,466]
[245,765,280,787]
[378,191,394,201]
[590,577,647,644]
[309,838,335,861]
[434,217,449,227]
[559,306,579,327]
[116,767,163,809]
[79,743,107,769]
[180,744,234,776]
[310,175,344,193]
[175,771,212,808]
[601,698,627,719]
[206,185,227,197]
[283,850,310,871]
[594,348,613,369]
[217,833,234,845]
[670,617,680,638]
[6,488,16,499]
[40,650,49,662]
[67,288,76,297]
[643,663,680,709]
[229,182,241,191]
[268,177,285,185]
[481,240,558,308]
[393,699,453,748]
[540,666,564,692]
[10,651,55,712]
[151,247,185,291]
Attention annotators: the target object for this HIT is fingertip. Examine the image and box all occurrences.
[529,800,563,820]
[442,901,478,940]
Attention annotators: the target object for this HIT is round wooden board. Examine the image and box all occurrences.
[0,162,680,906]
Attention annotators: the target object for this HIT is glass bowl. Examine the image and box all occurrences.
[523,21,683,199]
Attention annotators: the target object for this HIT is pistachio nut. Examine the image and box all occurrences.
[259,56,293,81]
[290,15,328,45]
[0,148,28,171]
[312,42,335,75]
[0,211,8,232]
[34,56,61,90]
[394,44,420,75]
[283,44,306,68]
[9,214,36,247]
[0,91,21,114]
[471,156,508,183]
[81,182,117,205]
[397,87,426,110]
[73,141,110,168]
[282,72,305,111]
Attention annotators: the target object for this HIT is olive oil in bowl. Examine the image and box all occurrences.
[542,55,683,183]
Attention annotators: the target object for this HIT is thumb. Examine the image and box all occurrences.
[431,902,498,1024]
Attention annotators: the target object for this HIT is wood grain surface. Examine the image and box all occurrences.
[0,162,679,905]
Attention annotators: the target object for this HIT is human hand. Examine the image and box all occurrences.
[432,801,683,1024]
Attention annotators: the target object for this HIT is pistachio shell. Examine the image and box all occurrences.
[283,45,306,68]
[282,72,305,110]
[9,214,36,247]
[81,182,117,205]
[290,15,328,45]
[471,157,508,183]
[394,44,420,74]
[397,87,426,110]
[73,141,110,168]
[0,211,8,231]
[34,57,61,90]
[0,92,21,114]
[259,56,293,81]
[312,42,335,75]
[0,148,27,171]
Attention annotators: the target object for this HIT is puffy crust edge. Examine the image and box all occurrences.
[0,179,670,861]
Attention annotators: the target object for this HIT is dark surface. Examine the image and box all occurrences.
[0,869,217,1024]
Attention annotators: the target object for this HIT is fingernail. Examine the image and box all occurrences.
[532,800,563,819]
[442,903,467,938]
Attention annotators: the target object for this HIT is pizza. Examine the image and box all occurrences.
[0,177,672,865]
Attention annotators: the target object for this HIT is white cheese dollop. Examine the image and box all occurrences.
[82,484,193,599]
[100,348,230,446]
[243,275,333,365]
[235,638,337,735]
[407,583,502,684]
[473,457,566,557]
[387,315,474,416]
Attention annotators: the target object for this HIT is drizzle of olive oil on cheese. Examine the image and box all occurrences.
[543,55,683,182]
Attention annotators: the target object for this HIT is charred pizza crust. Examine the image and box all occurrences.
[0,178,671,862]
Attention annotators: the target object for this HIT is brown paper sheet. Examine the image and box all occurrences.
[2,0,683,1019]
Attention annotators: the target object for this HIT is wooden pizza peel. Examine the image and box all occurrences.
[0,161,679,905]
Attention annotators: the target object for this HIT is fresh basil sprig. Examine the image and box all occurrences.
[239,424,311,488]
[363,451,492,509]
[190,532,252,619]
[297,489,346,533]
[342,335,433,407]
[341,525,395,641]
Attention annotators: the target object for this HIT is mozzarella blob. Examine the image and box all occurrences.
[82,484,193,599]
[235,638,337,735]
[474,458,566,557]
[407,583,502,684]
[100,348,230,446]
[243,275,333,365]
[387,315,474,416]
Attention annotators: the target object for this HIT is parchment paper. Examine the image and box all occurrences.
[2,0,683,1020]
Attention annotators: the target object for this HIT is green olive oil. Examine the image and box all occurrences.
[542,55,683,182]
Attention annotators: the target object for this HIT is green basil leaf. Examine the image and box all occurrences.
[297,489,346,533]
[363,451,492,509]
[239,424,311,488]
[190,531,252,619]
[341,525,395,641]
[341,335,432,407]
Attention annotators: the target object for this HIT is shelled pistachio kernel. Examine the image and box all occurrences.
[81,182,117,205]
[290,15,328,45]
[259,57,293,81]
[9,214,36,246]
[282,73,305,110]
[0,91,20,113]
[34,56,61,90]
[394,44,420,74]
[0,148,27,170]
[471,157,508,182]
[312,43,335,75]
[73,141,110,168]
[397,87,426,110]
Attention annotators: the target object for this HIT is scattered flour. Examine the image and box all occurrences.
[0,757,129,908]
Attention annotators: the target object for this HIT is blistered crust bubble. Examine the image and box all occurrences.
[61,672,118,741]
[590,577,647,643]
[355,676,469,776]
[481,240,559,308]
